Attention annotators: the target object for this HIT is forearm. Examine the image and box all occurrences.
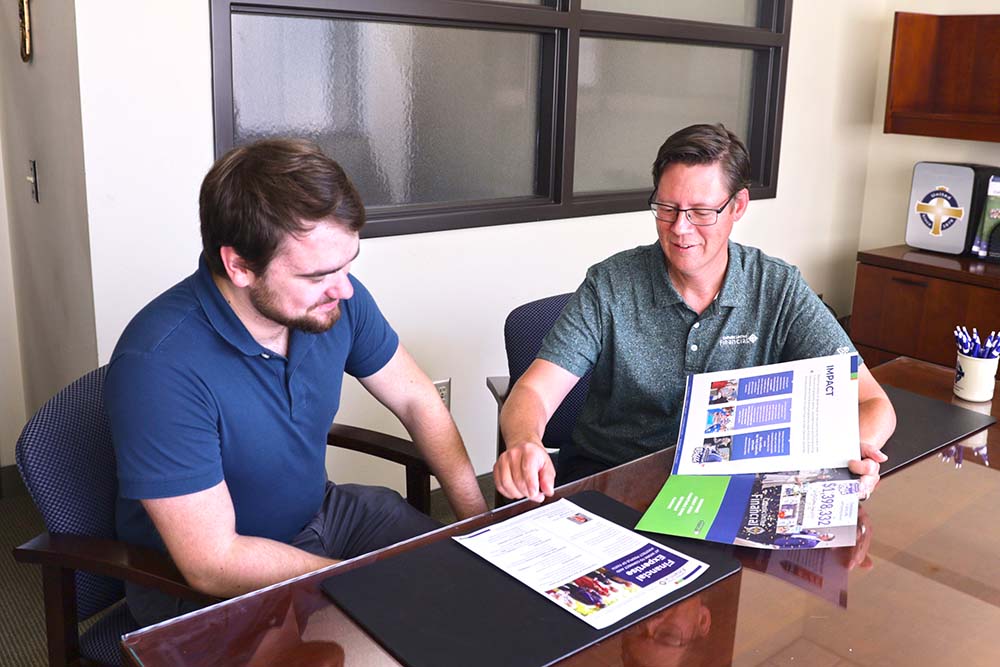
[186,535,337,598]
[859,393,896,451]
[499,382,553,448]
[403,397,487,519]
[359,345,487,518]
[427,438,488,520]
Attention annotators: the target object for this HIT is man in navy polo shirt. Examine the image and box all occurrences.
[106,139,487,625]
[493,123,896,503]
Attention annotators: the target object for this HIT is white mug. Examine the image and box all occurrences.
[954,352,999,402]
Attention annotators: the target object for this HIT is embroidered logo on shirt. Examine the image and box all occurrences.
[720,333,758,346]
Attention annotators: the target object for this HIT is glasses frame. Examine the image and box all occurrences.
[648,191,737,226]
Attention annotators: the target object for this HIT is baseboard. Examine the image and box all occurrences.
[0,465,26,498]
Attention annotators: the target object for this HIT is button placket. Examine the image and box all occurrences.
[689,319,702,353]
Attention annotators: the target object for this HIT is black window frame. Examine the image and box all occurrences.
[210,0,792,238]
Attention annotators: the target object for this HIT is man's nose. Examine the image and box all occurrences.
[672,212,697,233]
[327,272,353,300]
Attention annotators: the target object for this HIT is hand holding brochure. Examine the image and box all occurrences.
[454,499,708,629]
[639,354,862,550]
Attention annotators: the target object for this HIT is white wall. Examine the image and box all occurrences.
[0,116,26,468]
[735,0,887,317]
[859,0,1000,250]
[0,0,96,425]
[74,2,214,363]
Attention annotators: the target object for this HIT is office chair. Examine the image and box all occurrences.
[14,366,432,667]
[487,293,592,506]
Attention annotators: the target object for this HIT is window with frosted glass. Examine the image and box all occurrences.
[582,0,761,27]
[574,39,754,194]
[232,14,542,208]
[213,1,791,236]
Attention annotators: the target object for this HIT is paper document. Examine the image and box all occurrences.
[639,354,862,550]
[636,468,859,550]
[672,353,861,476]
[454,499,708,629]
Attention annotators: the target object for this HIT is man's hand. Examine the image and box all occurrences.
[853,365,896,499]
[848,441,888,499]
[494,359,582,502]
[493,440,556,502]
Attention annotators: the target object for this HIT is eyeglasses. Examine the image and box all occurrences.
[648,191,737,226]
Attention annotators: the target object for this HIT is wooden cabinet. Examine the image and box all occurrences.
[884,12,1000,143]
[850,245,1000,367]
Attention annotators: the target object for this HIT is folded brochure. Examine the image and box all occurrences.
[638,354,862,550]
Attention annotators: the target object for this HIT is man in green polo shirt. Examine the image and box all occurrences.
[493,123,896,503]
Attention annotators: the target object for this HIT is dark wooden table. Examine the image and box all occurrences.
[122,357,1000,666]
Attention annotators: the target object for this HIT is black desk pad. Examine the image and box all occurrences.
[880,385,996,476]
[321,490,741,667]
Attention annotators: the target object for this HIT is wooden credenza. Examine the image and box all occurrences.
[850,245,1000,368]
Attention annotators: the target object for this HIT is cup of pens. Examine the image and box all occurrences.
[954,326,999,402]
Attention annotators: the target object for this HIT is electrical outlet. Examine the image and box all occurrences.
[27,160,38,202]
[433,378,451,411]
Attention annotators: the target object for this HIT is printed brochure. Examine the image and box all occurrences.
[672,353,861,476]
[454,499,708,629]
[638,354,861,550]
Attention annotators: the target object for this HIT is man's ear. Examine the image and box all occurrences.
[730,187,750,223]
[219,246,257,288]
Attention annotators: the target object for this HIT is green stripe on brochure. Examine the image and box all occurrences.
[635,475,731,539]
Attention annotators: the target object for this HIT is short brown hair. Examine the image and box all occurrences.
[199,138,365,277]
[651,123,751,195]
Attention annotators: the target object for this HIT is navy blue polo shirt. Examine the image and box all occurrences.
[106,256,398,552]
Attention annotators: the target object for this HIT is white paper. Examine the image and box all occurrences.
[672,353,861,476]
[453,499,708,629]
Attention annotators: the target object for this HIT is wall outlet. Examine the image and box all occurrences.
[433,378,451,411]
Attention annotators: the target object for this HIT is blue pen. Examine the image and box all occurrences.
[955,326,987,356]
[958,329,972,355]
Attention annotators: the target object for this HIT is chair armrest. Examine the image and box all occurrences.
[487,376,512,509]
[327,424,429,471]
[327,424,432,513]
[14,532,216,604]
[486,376,510,406]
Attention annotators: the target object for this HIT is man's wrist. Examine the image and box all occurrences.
[506,438,544,452]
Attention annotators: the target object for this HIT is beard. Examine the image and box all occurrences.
[249,279,341,334]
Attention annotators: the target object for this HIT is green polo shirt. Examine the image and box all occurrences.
[538,241,856,467]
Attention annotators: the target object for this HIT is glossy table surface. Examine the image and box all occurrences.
[122,357,1000,666]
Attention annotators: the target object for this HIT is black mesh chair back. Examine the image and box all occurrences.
[16,365,135,665]
[503,293,593,453]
